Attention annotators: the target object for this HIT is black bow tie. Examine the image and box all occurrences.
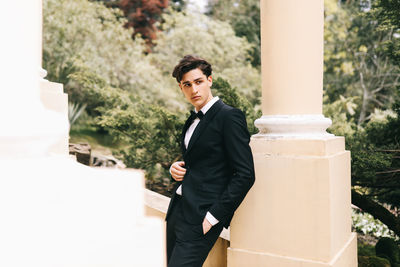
[190,110,204,120]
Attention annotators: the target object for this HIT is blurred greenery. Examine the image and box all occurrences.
[207,0,260,67]
[324,0,400,126]
[43,0,183,112]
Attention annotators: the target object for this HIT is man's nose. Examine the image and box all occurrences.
[192,84,199,93]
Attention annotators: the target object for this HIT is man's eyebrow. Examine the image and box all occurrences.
[181,77,204,84]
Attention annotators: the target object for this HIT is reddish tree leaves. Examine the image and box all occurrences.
[120,0,169,45]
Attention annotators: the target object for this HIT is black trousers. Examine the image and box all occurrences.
[166,195,224,267]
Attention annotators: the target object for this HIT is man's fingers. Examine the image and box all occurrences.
[173,164,186,172]
[170,161,186,181]
[174,167,186,173]
[171,170,185,181]
[176,161,185,167]
[172,169,186,176]
[172,175,183,181]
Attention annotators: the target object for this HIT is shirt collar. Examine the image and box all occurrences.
[195,96,219,115]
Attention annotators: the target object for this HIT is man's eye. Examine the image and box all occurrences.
[184,84,190,87]
[196,81,202,84]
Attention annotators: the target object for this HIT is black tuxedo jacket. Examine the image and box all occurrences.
[165,99,255,228]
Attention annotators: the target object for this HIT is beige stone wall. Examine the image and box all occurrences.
[40,80,69,155]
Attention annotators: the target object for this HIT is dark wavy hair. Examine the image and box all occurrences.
[172,55,212,83]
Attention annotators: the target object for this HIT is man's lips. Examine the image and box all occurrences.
[192,96,201,100]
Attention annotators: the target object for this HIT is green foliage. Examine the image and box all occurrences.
[43,0,261,194]
[372,0,400,66]
[67,62,132,116]
[43,0,182,111]
[207,0,260,67]
[357,100,400,207]
[66,64,182,186]
[98,102,184,186]
[358,237,392,267]
[212,78,261,135]
[151,9,261,104]
[324,0,400,125]
[358,241,376,257]
[68,102,87,126]
[323,95,358,137]
[323,3,400,235]
[358,255,391,267]
[348,98,400,237]
[375,237,400,265]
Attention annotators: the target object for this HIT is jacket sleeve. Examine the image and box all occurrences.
[208,108,255,223]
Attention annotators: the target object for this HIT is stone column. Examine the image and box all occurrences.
[0,0,68,157]
[227,1,357,266]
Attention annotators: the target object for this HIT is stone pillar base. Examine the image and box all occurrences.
[228,233,357,267]
[228,136,357,267]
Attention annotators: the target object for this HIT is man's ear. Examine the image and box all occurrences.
[208,75,213,87]
[178,83,183,91]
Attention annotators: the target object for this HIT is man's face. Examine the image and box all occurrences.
[179,68,213,111]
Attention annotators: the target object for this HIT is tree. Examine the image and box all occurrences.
[119,0,168,45]
[373,0,400,66]
[323,0,400,238]
[349,99,400,237]
[43,0,183,112]
[94,0,169,46]
[207,0,261,67]
[324,0,400,126]
[151,9,261,107]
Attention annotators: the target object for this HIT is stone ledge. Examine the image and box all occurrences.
[144,188,231,241]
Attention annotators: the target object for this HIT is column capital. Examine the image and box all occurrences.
[254,114,333,138]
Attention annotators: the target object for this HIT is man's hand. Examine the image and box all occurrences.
[170,161,186,181]
[202,217,212,235]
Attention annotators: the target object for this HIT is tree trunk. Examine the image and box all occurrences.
[352,190,400,237]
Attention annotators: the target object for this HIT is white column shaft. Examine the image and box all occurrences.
[0,0,42,105]
[256,0,330,138]
[0,0,68,157]
[261,0,324,115]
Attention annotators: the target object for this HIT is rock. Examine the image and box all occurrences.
[69,143,91,165]
[91,154,126,168]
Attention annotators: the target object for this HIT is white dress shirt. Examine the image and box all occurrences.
[172,96,220,226]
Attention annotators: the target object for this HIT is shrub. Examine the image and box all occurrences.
[375,237,400,265]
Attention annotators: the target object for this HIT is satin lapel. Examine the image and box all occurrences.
[185,100,224,156]
[181,114,193,154]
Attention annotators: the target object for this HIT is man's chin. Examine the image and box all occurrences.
[191,100,204,109]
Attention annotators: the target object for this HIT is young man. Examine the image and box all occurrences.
[165,55,255,267]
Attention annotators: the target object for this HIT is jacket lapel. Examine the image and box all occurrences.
[184,99,224,156]
[181,115,192,154]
